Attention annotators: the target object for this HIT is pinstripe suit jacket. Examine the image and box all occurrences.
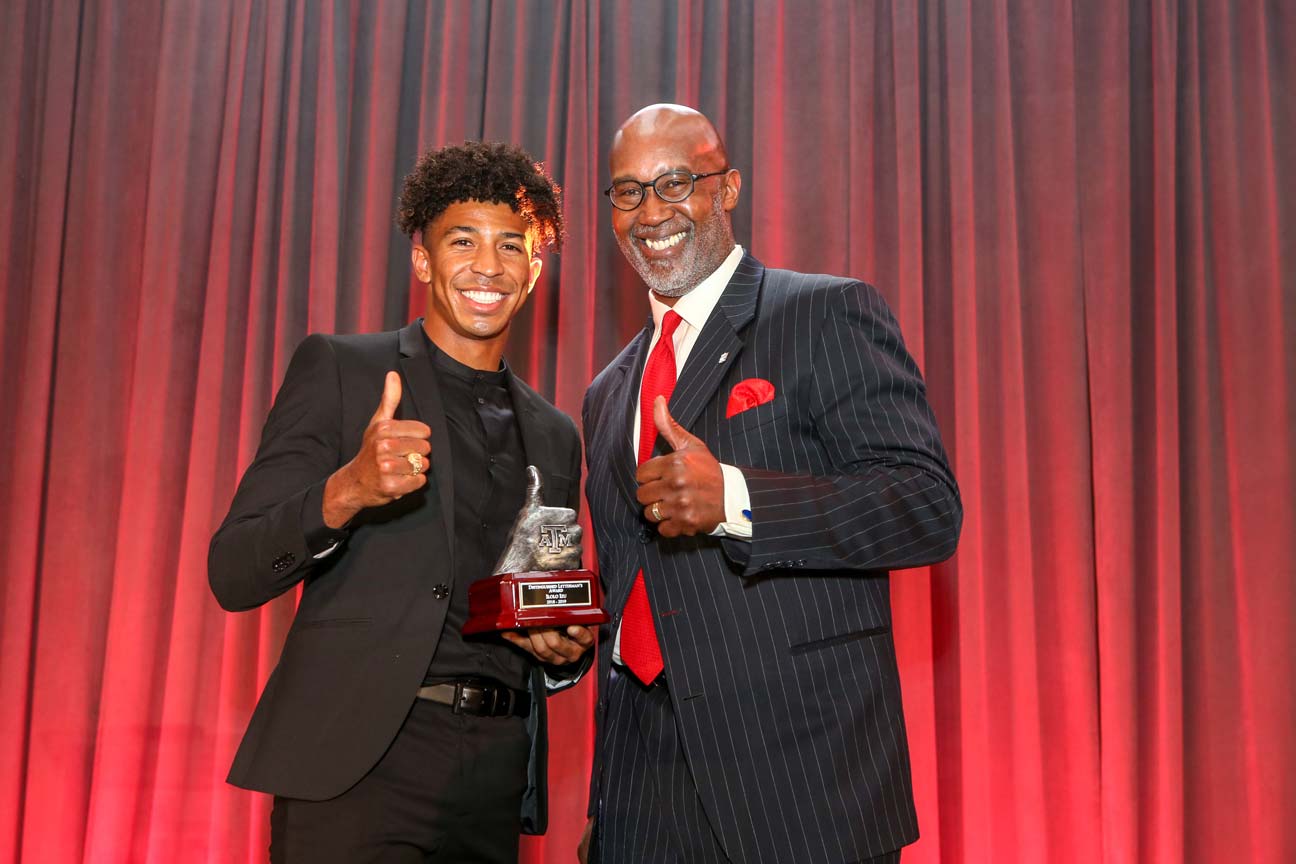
[582,254,961,862]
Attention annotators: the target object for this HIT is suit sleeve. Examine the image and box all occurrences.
[208,334,348,611]
[541,420,594,692]
[566,426,583,514]
[726,280,962,576]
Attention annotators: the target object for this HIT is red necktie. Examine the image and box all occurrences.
[620,311,683,685]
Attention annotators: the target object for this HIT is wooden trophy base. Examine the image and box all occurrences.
[463,569,608,635]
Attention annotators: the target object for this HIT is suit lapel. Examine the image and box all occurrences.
[653,254,765,453]
[610,322,653,508]
[398,320,455,563]
[508,374,549,489]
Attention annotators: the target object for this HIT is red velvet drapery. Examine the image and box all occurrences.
[2,2,1292,862]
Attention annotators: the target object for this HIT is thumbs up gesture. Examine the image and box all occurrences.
[322,371,433,528]
[634,395,726,537]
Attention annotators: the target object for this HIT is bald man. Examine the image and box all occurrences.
[579,104,962,863]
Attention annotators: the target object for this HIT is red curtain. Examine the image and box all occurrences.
[2,1,1292,862]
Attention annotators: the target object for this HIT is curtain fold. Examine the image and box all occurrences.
[2,1,1291,862]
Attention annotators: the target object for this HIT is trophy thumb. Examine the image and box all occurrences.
[524,465,543,508]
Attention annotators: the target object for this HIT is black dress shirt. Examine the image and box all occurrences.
[421,343,529,690]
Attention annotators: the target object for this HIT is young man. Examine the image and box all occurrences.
[209,141,593,863]
[580,104,962,863]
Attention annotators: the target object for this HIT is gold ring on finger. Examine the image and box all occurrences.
[406,452,425,475]
[650,501,663,522]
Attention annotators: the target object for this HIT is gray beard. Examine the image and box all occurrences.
[619,190,734,298]
[645,272,695,298]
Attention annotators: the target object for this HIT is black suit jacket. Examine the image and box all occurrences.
[209,320,583,834]
[582,255,962,861]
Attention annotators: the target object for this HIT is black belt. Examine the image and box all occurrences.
[416,680,531,718]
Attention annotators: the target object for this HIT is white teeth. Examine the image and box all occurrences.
[644,232,686,251]
[463,290,505,303]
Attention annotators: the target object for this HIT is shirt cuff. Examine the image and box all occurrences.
[709,463,752,541]
[543,671,573,691]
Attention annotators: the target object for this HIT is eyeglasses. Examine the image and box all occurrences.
[603,169,730,211]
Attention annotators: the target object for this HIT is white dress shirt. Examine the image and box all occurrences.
[615,244,753,663]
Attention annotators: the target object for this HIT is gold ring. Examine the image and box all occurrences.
[650,501,663,522]
[406,452,425,475]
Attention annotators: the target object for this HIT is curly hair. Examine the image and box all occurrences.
[396,140,564,254]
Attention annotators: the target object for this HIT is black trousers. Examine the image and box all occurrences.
[269,697,530,863]
[593,667,904,864]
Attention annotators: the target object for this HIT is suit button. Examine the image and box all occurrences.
[639,528,653,544]
[433,584,450,600]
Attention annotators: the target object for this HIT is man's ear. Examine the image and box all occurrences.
[527,255,543,295]
[722,169,743,212]
[410,241,432,283]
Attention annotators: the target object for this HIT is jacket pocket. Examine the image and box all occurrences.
[722,397,789,435]
[788,625,890,656]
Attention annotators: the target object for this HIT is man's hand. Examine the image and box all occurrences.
[501,625,596,665]
[635,395,726,537]
[322,372,432,527]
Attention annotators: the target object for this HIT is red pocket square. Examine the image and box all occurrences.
[726,378,776,418]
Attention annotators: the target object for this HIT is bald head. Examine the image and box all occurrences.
[610,104,730,174]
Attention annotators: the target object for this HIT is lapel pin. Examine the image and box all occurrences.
[717,352,729,364]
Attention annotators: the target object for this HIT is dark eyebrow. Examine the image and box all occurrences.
[442,225,528,242]
[610,167,692,184]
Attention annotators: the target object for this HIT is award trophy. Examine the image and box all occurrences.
[462,465,608,635]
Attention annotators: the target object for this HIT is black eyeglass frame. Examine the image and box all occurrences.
[602,169,731,211]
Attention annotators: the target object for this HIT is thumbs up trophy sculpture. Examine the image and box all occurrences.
[463,466,608,635]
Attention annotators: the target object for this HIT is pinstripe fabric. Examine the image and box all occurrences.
[582,255,961,863]
[594,669,729,863]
